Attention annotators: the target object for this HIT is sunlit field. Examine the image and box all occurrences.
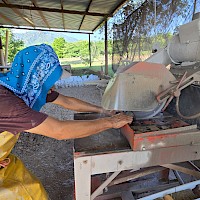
[60,57,114,76]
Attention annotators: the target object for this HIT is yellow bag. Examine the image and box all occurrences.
[0,131,20,161]
[0,131,48,200]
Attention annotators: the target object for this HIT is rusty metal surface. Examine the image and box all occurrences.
[121,113,200,151]
[101,62,176,119]
[74,113,130,154]
[73,114,200,200]
[130,114,189,134]
[73,112,200,154]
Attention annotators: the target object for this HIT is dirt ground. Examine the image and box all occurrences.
[12,85,102,200]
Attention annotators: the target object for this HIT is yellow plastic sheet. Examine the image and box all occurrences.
[0,131,19,161]
[0,131,48,200]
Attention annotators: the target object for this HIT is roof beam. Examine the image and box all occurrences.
[2,0,35,27]
[0,25,93,34]
[92,0,129,31]
[93,17,106,31]
[110,0,128,16]
[0,12,18,26]
[60,0,66,30]
[79,0,93,30]
[31,0,50,28]
[0,3,110,17]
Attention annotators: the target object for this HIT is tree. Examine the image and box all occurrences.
[0,29,24,63]
[52,37,66,58]
[111,0,192,72]
[8,35,24,63]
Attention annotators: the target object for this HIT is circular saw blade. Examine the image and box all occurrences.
[102,62,176,119]
[132,101,166,120]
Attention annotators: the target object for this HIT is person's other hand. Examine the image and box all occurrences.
[108,113,133,129]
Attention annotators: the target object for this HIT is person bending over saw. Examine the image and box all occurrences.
[0,44,132,199]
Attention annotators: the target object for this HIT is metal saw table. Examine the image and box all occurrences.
[73,113,200,200]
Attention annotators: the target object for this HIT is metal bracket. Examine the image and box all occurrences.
[157,71,200,111]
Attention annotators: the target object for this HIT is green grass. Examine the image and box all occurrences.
[60,57,114,77]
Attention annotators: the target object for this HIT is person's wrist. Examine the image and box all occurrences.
[98,107,104,113]
[105,117,113,128]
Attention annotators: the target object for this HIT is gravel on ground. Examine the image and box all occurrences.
[12,85,103,200]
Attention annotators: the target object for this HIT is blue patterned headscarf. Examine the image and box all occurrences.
[0,44,63,111]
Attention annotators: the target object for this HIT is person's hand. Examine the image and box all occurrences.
[100,108,116,116]
[108,113,133,129]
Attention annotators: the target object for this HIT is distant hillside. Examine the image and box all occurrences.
[13,31,78,47]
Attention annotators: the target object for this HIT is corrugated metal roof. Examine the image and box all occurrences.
[0,0,128,33]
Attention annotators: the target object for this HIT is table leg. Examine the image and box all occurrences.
[74,156,92,200]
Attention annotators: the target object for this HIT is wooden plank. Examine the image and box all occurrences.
[74,157,92,200]
[3,0,35,27]
[0,13,18,26]
[104,20,108,75]
[5,30,9,66]
[0,37,5,67]
[89,34,91,67]
[60,0,65,30]
[132,182,179,194]
[79,0,93,30]
[31,0,50,28]
[91,171,121,200]
[161,164,200,179]
[99,179,156,196]
[109,166,165,186]
[95,180,179,199]
[90,144,200,175]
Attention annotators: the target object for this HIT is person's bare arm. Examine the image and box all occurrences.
[25,113,133,140]
[52,93,107,113]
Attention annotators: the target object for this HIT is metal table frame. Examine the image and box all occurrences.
[73,113,200,200]
[74,142,200,200]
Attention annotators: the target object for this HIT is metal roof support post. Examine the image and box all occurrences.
[89,34,91,67]
[105,20,108,75]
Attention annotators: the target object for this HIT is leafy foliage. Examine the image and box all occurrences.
[52,37,66,58]
[111,0,195,71]
[52,38,113,66]
[0,29,24,63]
